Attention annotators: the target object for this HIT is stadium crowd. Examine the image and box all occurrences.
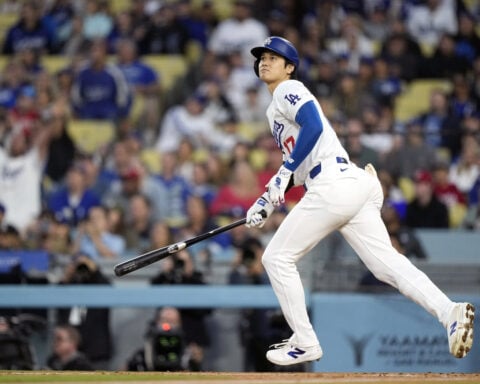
[0,0,479,371]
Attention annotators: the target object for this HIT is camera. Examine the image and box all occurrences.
[0,314,46,370]
[144,326,185,371]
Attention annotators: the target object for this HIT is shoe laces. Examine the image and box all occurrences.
[269,339,291,349]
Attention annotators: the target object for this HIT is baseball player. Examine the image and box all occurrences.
[245,36,475,366]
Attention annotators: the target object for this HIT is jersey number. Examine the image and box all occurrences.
[283,136,295,154]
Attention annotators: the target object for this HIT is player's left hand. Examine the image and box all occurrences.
[266,165,292,206]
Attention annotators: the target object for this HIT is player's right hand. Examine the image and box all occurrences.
[246,192,274,228]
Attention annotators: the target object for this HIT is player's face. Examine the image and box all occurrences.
[258,52,294,88]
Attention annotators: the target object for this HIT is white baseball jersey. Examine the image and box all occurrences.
[260,78,457,351]
[266,80,348,185]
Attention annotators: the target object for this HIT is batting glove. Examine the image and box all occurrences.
[266,165,293,206]
[246,192,274,228]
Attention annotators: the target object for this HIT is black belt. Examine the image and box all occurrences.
[309,157,348,179]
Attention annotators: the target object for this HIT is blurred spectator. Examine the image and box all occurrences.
[383,122,437,179]
[206,0,267,64]
[155,93,215,153]
[176,0,211,49]
[71,205,126,261]
[0,60,26,110]
[123,193,154,251]
[71,39,131,120]
[362,2,390,41]
[310,52,337,98]
[0,116,53,235]
[331,72,375,119]
[199,77,237,127]
[414,88,462,159]
[103,164,169,222]
[8,85,41,136]
[327,14,375,74]
[405,170,450,228]
[45,0,76,53]
[41,217,72,256]
[150,250,211,369]
[82,0,113,41]
[139,3,189,55]
[154,152,191,228]
[108,11,137,53]
[433,160,467,206]
[46,324,94,371]
[378,168,408,220]
[454,12,480,62]
[125,306,204,371]
[189,161,218,207]
[47,162,101,226]
[116,38,161,135]
[371,57,402,107]
[448,73,478,120]
[381,204,428,260]
[209,160,262,217]
[380,28,422,81]
[423,33,471,78]
[449,134,480,195]
[44,114,76,187]
[344,117,380,168]
[2,2,54,54]
[56,255,112,366]
[406,0,458,47]
[147,221,173,253]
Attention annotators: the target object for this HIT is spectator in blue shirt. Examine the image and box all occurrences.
[116,38,161,133]
[2,2,54,54]
[71,39,131,120]
[47,162,101,227]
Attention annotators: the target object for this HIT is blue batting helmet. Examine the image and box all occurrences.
[251,36,299,77]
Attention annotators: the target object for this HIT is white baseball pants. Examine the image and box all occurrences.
[262,163,455,347]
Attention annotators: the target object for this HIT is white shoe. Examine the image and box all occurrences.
[447,302,475,358]
[266,339,323,366]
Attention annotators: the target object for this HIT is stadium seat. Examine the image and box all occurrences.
[398,176,415,203]
[394,79,452,123]
[0,13,18,46]
[41,55,69,74]
[140,148,161,174]
[142,55,188,92]
[67,119,115,154]
[448,202,467,229]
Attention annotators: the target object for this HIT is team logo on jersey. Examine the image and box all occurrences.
[272,120,284,149]
[284,93,301,106]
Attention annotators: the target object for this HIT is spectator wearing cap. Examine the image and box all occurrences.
[71,39,131,120]
[47,162,101,227]
[8,85,41,137]
[405,170,449,229]
[103,164,169,223]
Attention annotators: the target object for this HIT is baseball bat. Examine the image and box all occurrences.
[114,217,247,277]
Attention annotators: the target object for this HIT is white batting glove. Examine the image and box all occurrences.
[246,192,274,228]
[266,165,293,206]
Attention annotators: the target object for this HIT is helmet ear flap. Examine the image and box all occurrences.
[254,58,260,77]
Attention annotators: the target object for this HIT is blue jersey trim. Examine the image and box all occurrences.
[283,100,323,172]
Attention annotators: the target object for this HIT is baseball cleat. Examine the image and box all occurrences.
[266,340,323,366]
[447,302,475,358]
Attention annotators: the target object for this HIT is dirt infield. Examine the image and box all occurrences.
[0,371,480,384]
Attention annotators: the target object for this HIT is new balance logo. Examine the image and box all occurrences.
[450,321,457,336]
[287,348,306,359]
